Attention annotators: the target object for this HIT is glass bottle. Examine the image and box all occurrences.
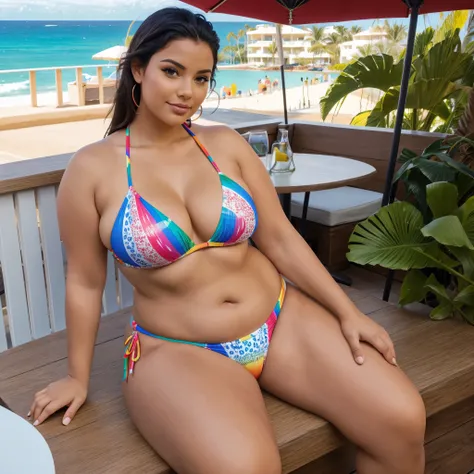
[270,128,295,173]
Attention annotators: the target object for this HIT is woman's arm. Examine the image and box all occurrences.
[30,146,108,426]
[59,149,108,387]
[227,129,396,366]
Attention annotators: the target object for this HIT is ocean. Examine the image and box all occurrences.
[0,20,336,101]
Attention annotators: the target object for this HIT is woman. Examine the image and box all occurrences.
[29,8,426,474]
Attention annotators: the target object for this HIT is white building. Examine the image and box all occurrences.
[339,28,389,62]
[246,24,331,66]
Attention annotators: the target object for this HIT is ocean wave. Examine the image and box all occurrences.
[44,24,57,27]
[0,80,30,95]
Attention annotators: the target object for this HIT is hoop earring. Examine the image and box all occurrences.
[131,84,140,109]
[191,105,203,122]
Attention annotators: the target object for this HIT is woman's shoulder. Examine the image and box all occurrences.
[66,129,126,178]
[193,123,246,150]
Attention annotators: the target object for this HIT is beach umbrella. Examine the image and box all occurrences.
[92,45,127,61]
[184,0,474,298]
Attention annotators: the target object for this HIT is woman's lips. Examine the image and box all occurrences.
[167,102,191,116]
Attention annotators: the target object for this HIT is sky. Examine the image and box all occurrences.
[0,0,255,21]
[0,0,442,28]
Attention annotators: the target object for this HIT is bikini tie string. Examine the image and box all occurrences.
[123,320,141,381]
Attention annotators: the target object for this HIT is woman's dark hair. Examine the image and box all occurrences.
[106,7,220,136]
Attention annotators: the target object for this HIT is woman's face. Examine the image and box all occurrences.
[133,38,214,126]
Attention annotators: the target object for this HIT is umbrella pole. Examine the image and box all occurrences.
[276,24,288,124]
[281,65,289,125]
[382,0,422,302]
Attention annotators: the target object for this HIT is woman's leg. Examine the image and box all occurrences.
[123,338,281,474]
[260,284,426,474]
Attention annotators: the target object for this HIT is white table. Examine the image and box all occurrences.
[0,405,55,473]
[262,153,376,217]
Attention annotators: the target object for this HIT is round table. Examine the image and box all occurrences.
[264,153,376,217]
[0,405,55,473]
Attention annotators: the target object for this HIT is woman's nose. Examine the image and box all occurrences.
[177,78,193,99]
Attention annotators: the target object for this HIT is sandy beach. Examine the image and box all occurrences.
[0,81,376,163]
[0,82,376,120]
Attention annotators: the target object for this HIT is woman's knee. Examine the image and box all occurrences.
[390,389,426,446]
[367,386,426,457]
[216,445,281,474]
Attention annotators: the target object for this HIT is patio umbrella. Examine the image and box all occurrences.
[92,45,127,61]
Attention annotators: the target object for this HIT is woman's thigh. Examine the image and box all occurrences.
[259,284,426,455]
[123,339,281,474]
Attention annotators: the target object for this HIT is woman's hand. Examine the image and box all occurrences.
[28,376,87,427]
[340,312,397,367]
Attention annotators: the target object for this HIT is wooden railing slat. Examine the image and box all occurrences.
[0,195,31,347]
[16,190,51,339]
[102,253,119,316]
[37,186,66,332]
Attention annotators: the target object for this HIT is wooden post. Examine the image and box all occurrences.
[97,66,104,104]
[29,71,37,107]
[76,67,84,106]
[55,69,63,107]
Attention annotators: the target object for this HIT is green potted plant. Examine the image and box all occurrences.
[346,137,474,324]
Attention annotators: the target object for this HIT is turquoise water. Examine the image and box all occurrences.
[0,20,336,98]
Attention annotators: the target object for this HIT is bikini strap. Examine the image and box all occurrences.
[182,122,221,173]
[125,127,133,187]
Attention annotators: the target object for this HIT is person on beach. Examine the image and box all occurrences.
[29,8,426,474]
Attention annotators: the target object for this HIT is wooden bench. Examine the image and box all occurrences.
[0,120,473,473]
[1,286,474,473]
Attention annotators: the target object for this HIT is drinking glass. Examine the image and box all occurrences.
[247,130,269,158]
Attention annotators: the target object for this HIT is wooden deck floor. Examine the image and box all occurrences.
[1,266,473,474]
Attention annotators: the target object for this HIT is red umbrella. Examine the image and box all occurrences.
[188,0,474,24]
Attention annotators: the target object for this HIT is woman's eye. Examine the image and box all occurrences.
[163,68,178,77]
[196,76,210,84]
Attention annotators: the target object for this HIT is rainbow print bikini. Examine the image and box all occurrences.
[112,123,286,381]
[110,122,258,268]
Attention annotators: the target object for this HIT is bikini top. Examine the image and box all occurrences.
[110,123,258,269]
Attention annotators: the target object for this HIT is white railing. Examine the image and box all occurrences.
[0,64,116,109]
[0,182,133,351]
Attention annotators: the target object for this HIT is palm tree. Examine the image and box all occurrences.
[236,29,247,63]
[320,11,474,133]
[324,32,343,64]
[350,25,363,36]
[308,25,327,63]
[226,31,237,63]
[334,25,352,42]
[383,20,408,43]
[267,41,278,65]
[222,44,236,64]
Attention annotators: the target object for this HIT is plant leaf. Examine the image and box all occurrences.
[422,139,449,156]
[430,301,454,320]
[422,215,474,249]
[415,159,457,183]
[413,27,435,57]
[425,273,452,302]
[398,148,419,164]
[320,54,404,120]
[399,270,428,305]
[426,182,459,218]
[350,110,372,127]
[348,201,447,270]
[460,305,474,324]
[371,80,462,121]
[456,173,474,201]
[431,152,474,178]
[448,247,474,280]
[454,285,474,306]
[457,196,474,244]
